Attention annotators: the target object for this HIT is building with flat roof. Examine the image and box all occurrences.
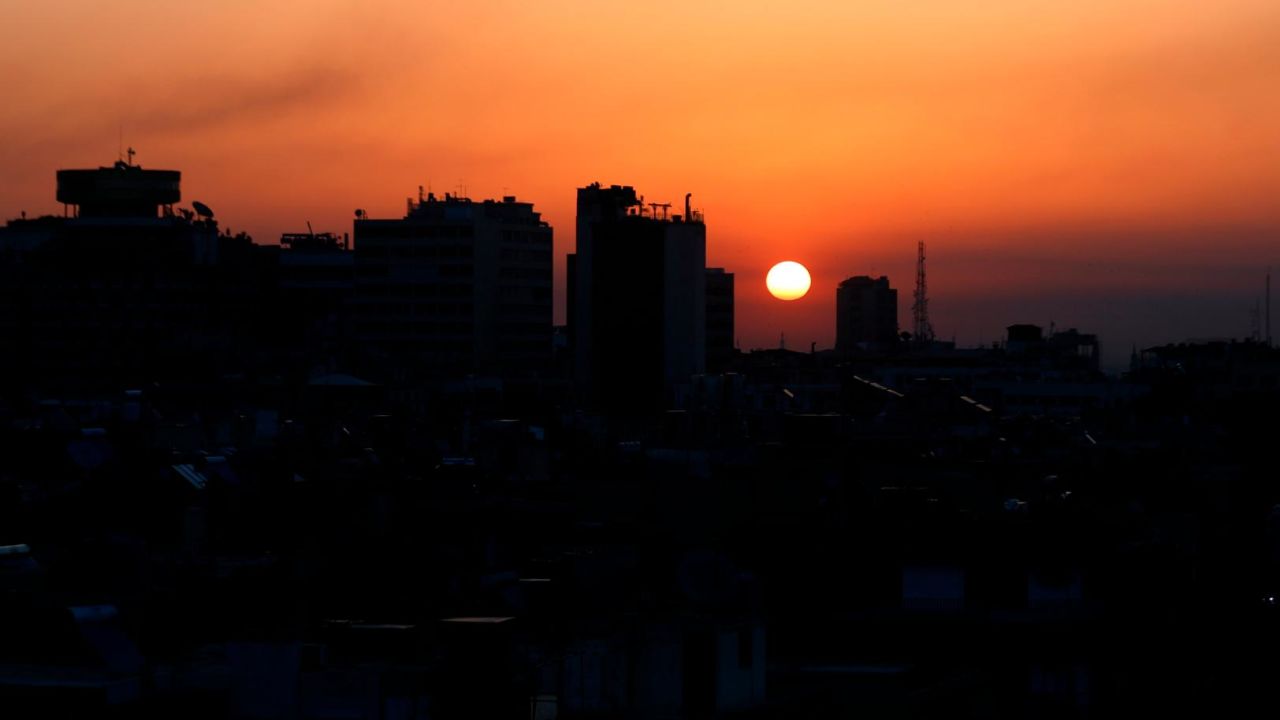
[836,275,898,352]
[706,268,735,373]
[353,192,553,378]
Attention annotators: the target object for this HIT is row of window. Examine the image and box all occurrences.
[359,321,475,335]
[355,302,473,316]
[498,267,548,280]
[500,229,552,244]
[357,225,475,240]
[497,341,552,354]
[357,245,475,259]
[356,264,475,278]
[498,286,552,300]
[499,248,552,263]
[354,283,471,298]
[497,305,550,318]
[496,321,550,334]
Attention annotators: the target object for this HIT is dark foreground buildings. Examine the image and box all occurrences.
[5,156,1280,719]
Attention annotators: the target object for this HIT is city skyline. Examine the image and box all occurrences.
[4,2,1280,365]
[4,6,1280,714]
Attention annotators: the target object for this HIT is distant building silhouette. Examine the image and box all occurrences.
[1005,323,1045,347]
[1006,324,1101,372]
[568,183,706,410]
[706,268,735,373]
[836,275,898,352]
[353,192,553,378]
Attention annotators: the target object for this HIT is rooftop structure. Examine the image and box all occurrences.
[56,153,181,218]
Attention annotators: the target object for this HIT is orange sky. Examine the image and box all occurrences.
[3,1,1279,365]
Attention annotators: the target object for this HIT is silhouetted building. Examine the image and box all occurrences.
[836,275,898,352]
[0,157,266,387]
[353,192,553,378]
[1047,328,1101,371]
[1006,323,1044,347]
[57,157,179,215]
[706,268,735,373]
[1006,324,1101,373]
[568,183,706,410]
[277,230,354,369]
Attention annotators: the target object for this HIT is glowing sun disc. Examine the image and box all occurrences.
[766,261,811,301]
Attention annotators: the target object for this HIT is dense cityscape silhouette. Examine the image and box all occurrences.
[0,153,1278,717]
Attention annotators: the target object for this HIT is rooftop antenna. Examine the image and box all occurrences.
[307,221,315,240]
[912,240,935,346]
[127,147,136,167]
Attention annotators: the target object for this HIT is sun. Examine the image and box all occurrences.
[766,261,811,301]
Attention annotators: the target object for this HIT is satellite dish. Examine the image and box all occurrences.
[192,201,214,218]
[354,208,365,219]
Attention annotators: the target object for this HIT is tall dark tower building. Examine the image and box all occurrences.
[353,192,553,378]
[705,268,735,373]
[567,183,706,410]
[836,275,898,352]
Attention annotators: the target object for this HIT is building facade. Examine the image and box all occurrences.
[353,193,553,378]
[568,183,707,410]
[706,268,735,373]
[276,231,355,371]
[836,275,898,352]
[0,158,269,387]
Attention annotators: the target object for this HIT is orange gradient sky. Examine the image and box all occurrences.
[3,1,1280,365]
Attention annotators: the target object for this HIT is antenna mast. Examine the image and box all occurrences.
[912,240,935,345]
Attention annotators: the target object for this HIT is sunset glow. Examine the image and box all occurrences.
[766,262,812,301]
[4,1,1280,364]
